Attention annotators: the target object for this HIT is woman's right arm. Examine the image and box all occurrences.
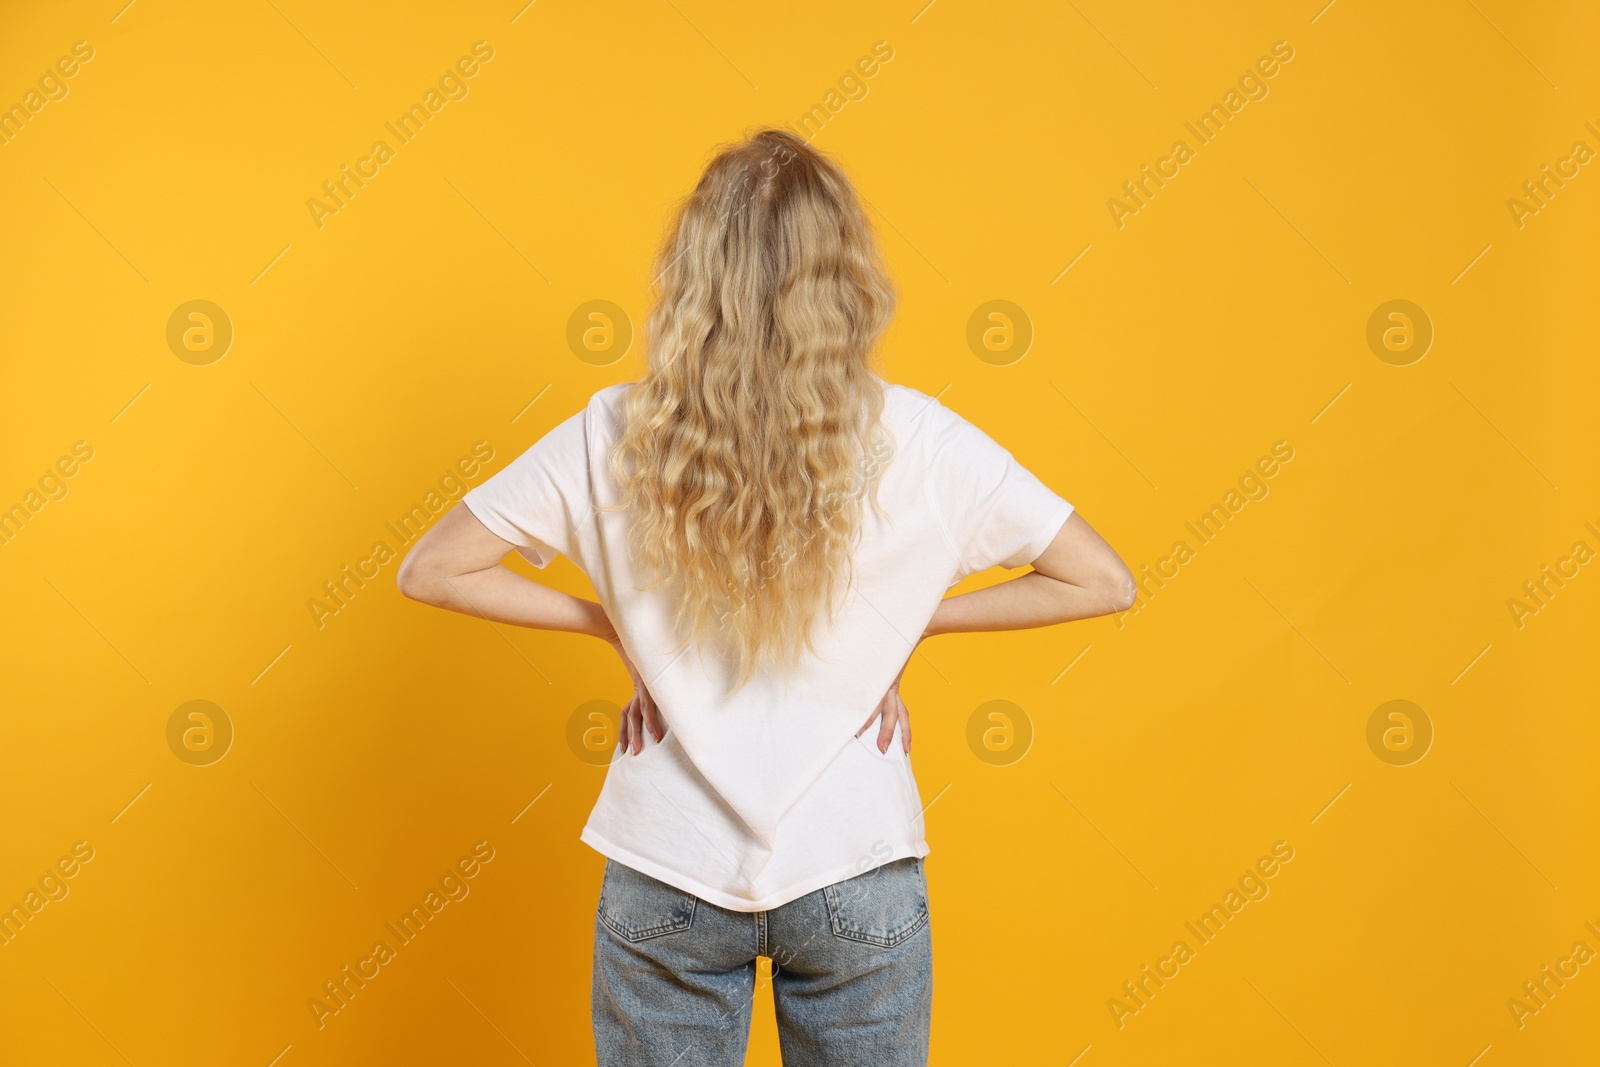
[860,513,1133,753]
[923,512,1135,637]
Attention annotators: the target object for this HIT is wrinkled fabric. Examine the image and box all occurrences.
[463,378,1073,910]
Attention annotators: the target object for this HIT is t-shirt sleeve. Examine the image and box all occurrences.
[927,399,1075,580]
[461,406,590,569]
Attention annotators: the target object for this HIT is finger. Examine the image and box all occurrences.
[624,698,644,756]
[877,699,895,753]
[616,699,632,755]
[630,702,644,755]
[641,691,666,743]
[857,703,883,738]
[898,694,911,752]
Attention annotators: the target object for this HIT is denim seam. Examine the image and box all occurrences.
[825,903,929,948]
[822,867,930,949]
[599,896,698,942]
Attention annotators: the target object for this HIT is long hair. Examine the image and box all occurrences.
[606,128,897,693]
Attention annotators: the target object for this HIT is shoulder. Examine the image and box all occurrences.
[573,382,638,438]
[880,381,939,427]
[879,383,1033,493]
[879,380,979,449]
[588,381,636,414]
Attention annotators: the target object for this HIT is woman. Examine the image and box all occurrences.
[397,128,1135,1066]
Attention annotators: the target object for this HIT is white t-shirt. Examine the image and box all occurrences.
[462,377,1074,911]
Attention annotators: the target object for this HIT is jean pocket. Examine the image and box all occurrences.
[598,860,698,943]
[823,857,929,948]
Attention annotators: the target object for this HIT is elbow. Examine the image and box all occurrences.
[1109,578,1138,614]
[395,559,422,601]
[1105,567,1138,614]
[395,553,435,603]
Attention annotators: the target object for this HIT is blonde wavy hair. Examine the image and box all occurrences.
[606,128,897,693]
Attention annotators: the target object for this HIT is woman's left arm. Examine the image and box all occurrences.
[397,504,665,753]
[396,504,615,639]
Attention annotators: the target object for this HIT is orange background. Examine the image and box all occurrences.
[1,1,1596,1064]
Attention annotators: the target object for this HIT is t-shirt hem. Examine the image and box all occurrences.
[1011,499,1075,569]
[461,490,557,568]
[580,825,932,913]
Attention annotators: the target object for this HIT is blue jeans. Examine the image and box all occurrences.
[592,857,933,1066]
